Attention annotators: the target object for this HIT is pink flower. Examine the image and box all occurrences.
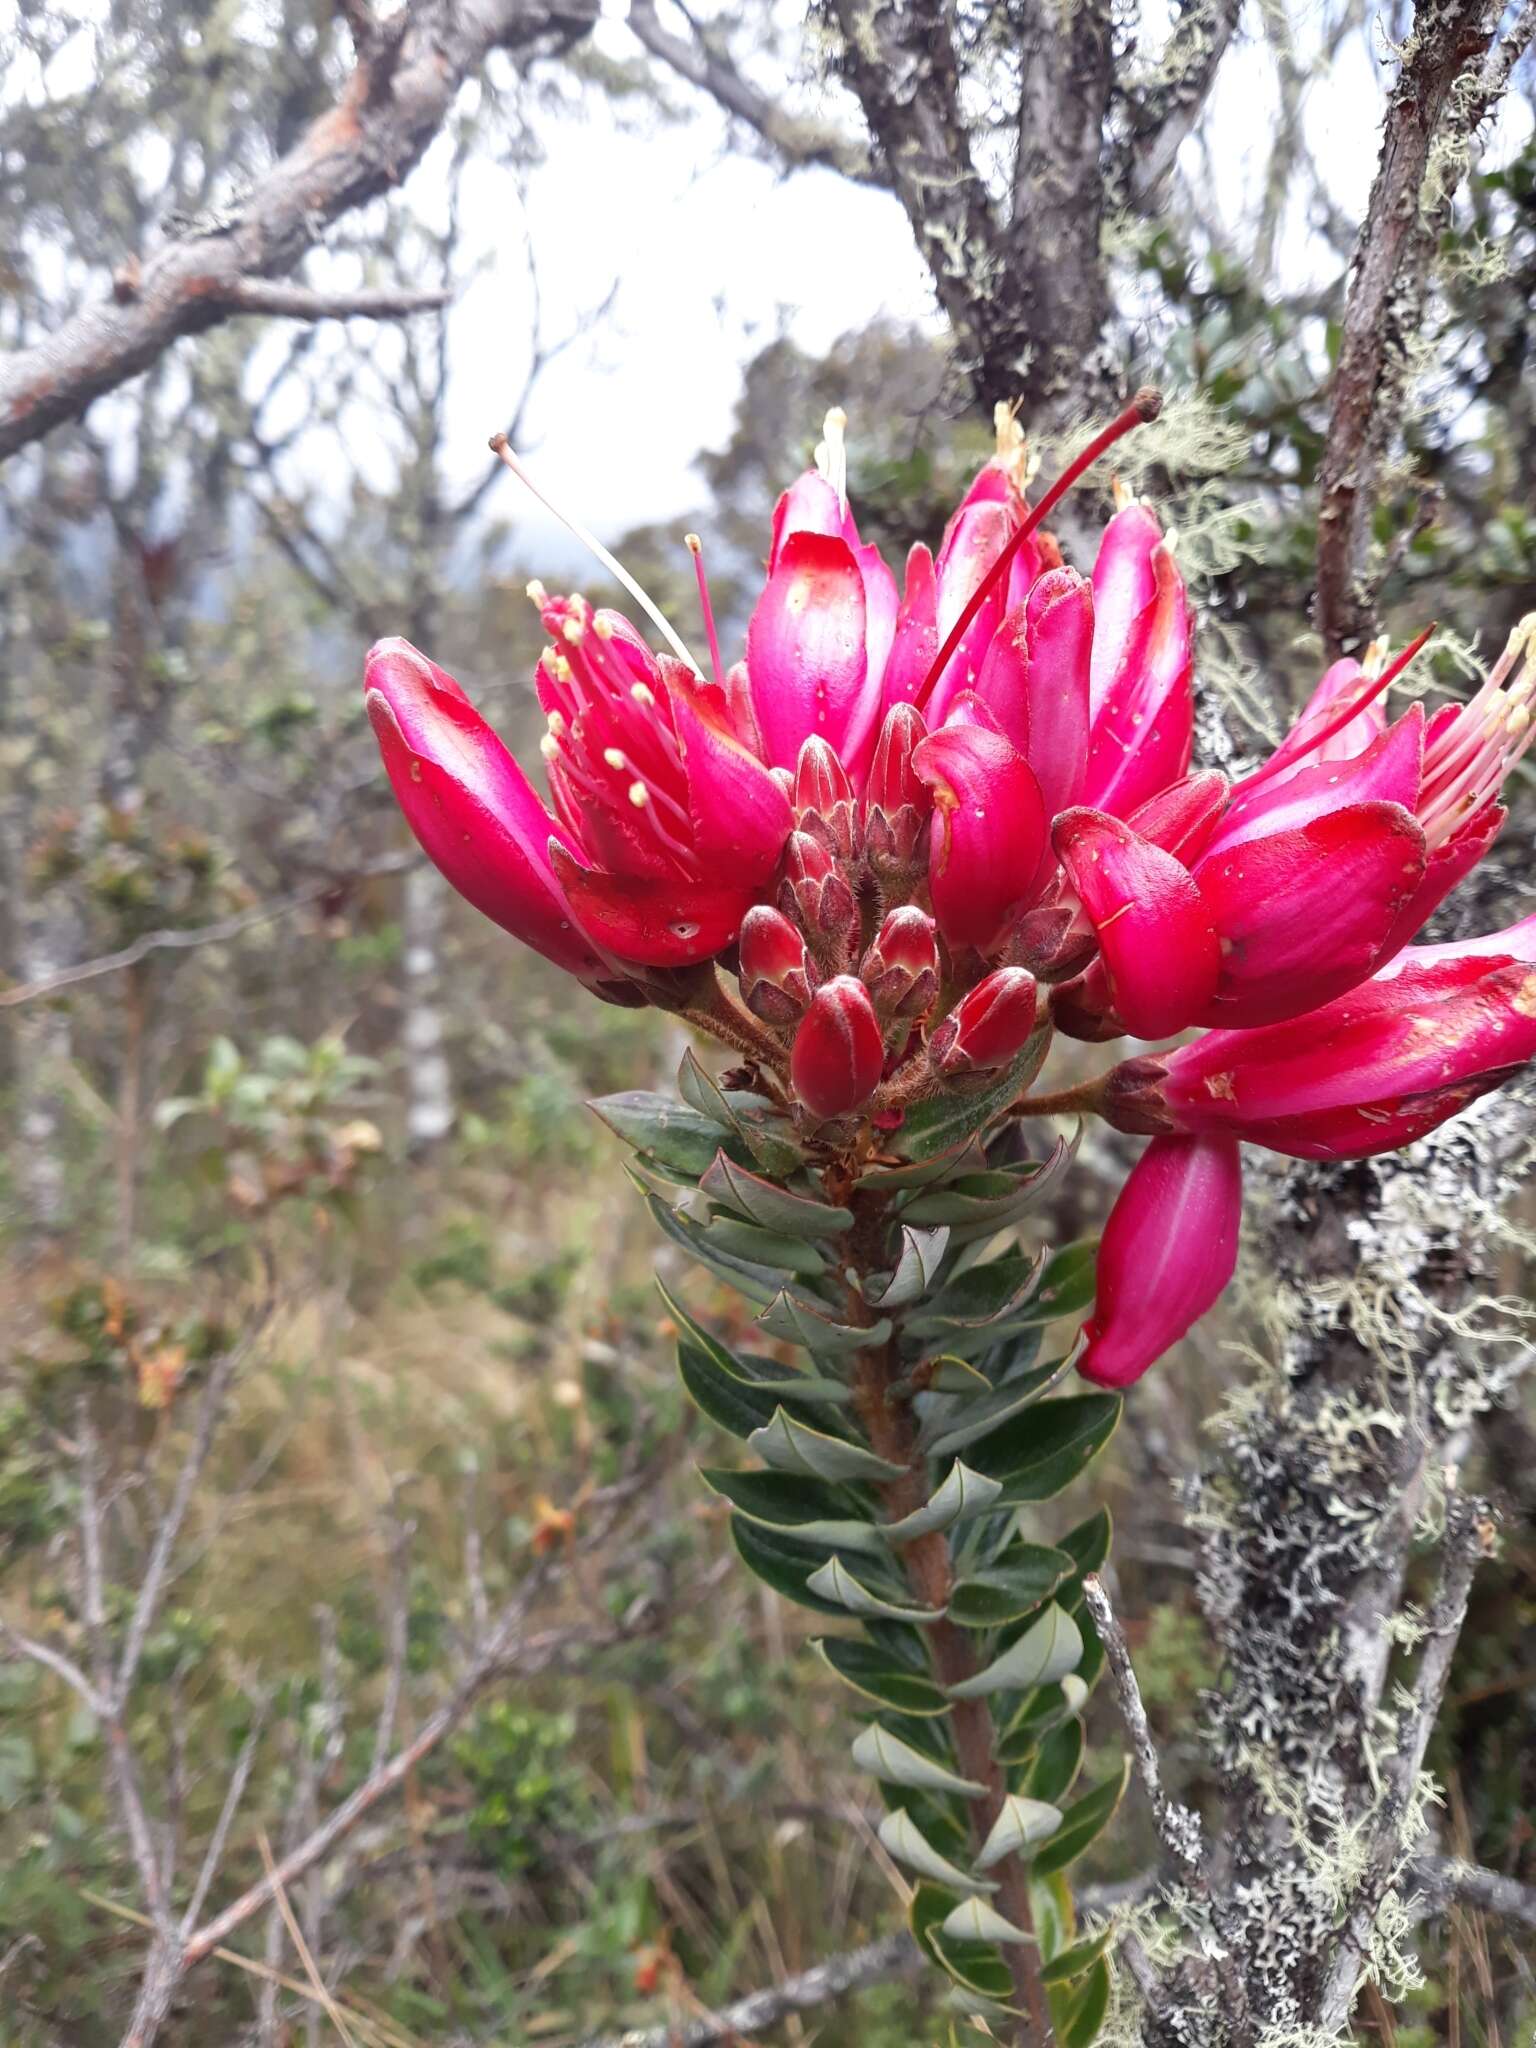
[365,405,1532,1199]
[1100,914,1536,1161]
[1078,1135,1242,1387]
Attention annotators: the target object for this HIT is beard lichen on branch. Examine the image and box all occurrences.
[363,397,1536,2044]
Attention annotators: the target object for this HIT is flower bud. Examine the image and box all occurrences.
[1078,1135,1242,1388]
[1049,961,1126,1044]
[863,702,930,870]
[791,975,885,1121]
[861,907,940,1019]
[1005,903,1097,981]
[794,737,857,856]
[737,904,814,1025]
[930,967,1040,1074]
[778,830,859,960]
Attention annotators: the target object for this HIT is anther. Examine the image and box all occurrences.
[526,578,548,606]
[628,781,649,808]
[631,682,656,707]
[603,747,626,770]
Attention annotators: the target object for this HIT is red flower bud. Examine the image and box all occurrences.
[861,907,940,1019]
[930,967,1040,1074]
[1078,1135,1241,1388]
[791,975,885,1121]
[737,905,814,1025]
[863,701,930,870]
[778,830,859,960]
[794,737,856,856]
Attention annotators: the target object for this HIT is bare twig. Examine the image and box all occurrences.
[1315,0,1536,656]
[221,282,451,320]
[626,0,877,184]
[1318,1494,1495,2026]
[117,1347,245,1701]
[0,0,601,459]
[575,1931,926,2048]
[0,856,412,1007]
[1081,1574,1251,2033]
[1409,1853,1536,1931]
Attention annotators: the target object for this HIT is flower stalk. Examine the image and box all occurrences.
[365,395,1536,2038]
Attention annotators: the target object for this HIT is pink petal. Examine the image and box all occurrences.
[1080,545,1194,818]
[746,531,872,773]
[1126,772,1229,863]
[1078,1135,1242,1389]
[364,638,606,987]
[912,718,1049,953]
[1203,706,1425,858]
[881,545,939,710]
[549,846,754,967]
[926,501,1015,725]
[668,676,794,887]
[1089,503,1162,719]
[1193,802,1428,1028]
[1054,808,1219,1038]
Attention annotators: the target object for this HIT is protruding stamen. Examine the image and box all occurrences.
[603,747,626,770]
[546,653,572,685]
[526,578,549,606]
[815,406,848,514]
[539,733,560,761]
[628,781,649,808]
[994,401,1030,493]
[546,711,567,738]
[488,434,701,674]
[685,532,725,688]
[917,387,1165,709]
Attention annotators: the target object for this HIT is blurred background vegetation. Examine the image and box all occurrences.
[3,1,1535,2042]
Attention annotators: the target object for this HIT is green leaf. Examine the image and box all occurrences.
[756,1292,892,1354]
[964,1395,1123,1504]
[856,1143,988,1190]
[1028,1239,1098,1323]
[731,1518,854,1615]
[1027,1718,1086,1804]
[906,1247,1047,1337]
[1051,1957,1111,2046]
[1032,1759,1131,1877]
[881,1459,1004,1542]
[700,1466,863,1531]
[879,1808,994,1894]
[995,1677,1088,1767]
[699,1148,853,1238]
[806,1555,943,1622]
[676,1048,740,1127]
[674,1054,805,1174]
[661,1279,852,1411]
[946,1604,1083,1699]
[813,1637,948,1716]
[748,1408,907,1483]
[851,1722,985,1797]
[866,1225,951,1308]
[676,1339,782,1440]
[896,1028,1052,1161]
[912,1882,1019,2005]
[592,1091,746,1174]
[941,1897,1033,1945]
[947,1549,1074,1628]
[921,1366,1069,1458]
[642,1188,787,1306]
[704,1216,830,1278]
[977,1792,1063,1867]
[1056,1507,1113,1597]
[1040,1928,1115,1986]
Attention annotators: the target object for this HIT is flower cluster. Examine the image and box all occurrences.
[366,398,1536,1390]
